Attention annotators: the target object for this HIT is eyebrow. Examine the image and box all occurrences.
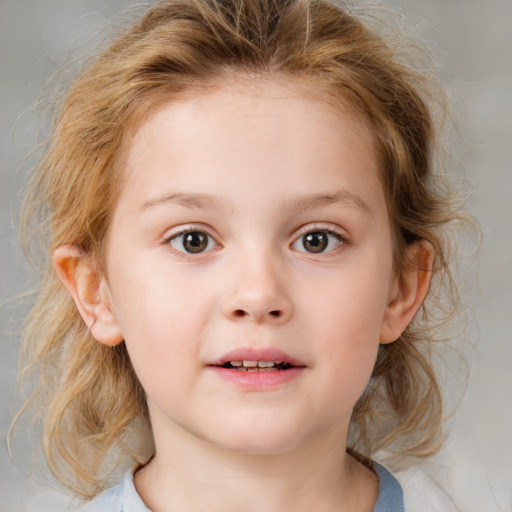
[140,189,372,215]
[140,192,229,212]
[283,190,372,216]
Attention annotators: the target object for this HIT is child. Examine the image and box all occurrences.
[16,0,465,510]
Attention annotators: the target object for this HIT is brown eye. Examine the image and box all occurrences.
[303,232,328,253]
[170,231,215,253]
[292,230,344,254]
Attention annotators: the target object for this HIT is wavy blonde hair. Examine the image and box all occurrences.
[15,0,467,498]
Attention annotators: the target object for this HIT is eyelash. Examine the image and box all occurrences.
[291,225,347,255]
[165,227,219,255]
[164,224,347,255]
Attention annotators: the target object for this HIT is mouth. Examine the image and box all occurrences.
[215,360,296,372]
[208,347,306,372]
[207,348,306,390]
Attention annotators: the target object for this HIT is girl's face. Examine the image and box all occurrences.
[101,80,404,454]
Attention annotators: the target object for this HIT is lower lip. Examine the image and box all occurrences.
[208,366,305,390]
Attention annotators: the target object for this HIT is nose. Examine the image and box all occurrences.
[221,250,293,324]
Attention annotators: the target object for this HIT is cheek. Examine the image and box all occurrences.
[301,266,391,337]
[107,262,215,383]
[116,294,205,411]
[299,269,390,400]
[110,253,210,332]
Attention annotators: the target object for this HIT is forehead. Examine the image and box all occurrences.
[109,77,389,232]
[122,78,378,187]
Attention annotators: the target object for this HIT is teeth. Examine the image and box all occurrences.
[257,361,276,368]
[239,360,280,368]
[224,360,294,372]
[227,360,288,371]
[235,366,279,372]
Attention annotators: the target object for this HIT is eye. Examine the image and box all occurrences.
[168,230,217,254]
[292,230,344,254]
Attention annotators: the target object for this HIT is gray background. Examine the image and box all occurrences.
[1,1,511,511]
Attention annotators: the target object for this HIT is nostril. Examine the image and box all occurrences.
[233,310,246,318]
[269,310,282,317]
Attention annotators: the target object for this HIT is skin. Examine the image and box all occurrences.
[54,79,433,512]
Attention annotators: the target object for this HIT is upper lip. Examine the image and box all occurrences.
[208,347,306,367]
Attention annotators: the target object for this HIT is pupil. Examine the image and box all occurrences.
[304,232,327,253]
[184,232,208,253]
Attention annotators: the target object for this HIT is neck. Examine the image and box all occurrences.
[134,418,378,512]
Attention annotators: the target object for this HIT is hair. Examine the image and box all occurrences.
[14,0,467,499]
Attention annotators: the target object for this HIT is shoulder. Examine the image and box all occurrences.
[79,483,123,512]
[373,462,405,512]
[79,469,151,512]
[395,464,460,512]
[375,460,460,512]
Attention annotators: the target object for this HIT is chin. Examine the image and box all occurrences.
[221,437,301,456]
[205,419,309,456]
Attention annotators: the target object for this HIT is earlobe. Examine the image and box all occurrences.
[52,245,124,346]
[380,241,434,344]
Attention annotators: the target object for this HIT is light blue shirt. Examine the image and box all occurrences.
[81,462,404,512]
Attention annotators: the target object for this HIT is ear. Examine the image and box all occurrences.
[52,245,124,346]
[380,241,434,344]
